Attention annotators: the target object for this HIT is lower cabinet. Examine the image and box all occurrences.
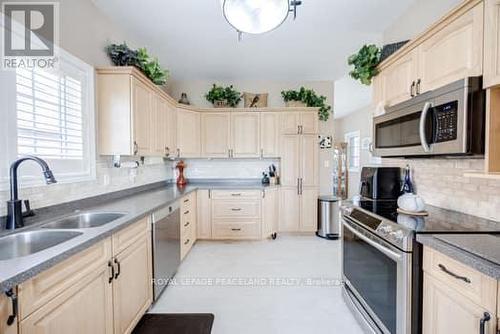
[18,218,152,334]
[279,187,318,233]
[422,247,498,334]
[180,192,197,260]
[1,292,18,334]
[196,189,212,239]
[262,187,278,238]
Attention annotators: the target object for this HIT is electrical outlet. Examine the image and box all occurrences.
[324,160,330,168]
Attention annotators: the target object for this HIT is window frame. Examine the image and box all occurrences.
[345,130,361,173]
[0,47,96,190]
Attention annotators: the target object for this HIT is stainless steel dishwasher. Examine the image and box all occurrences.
[152,201,180,301]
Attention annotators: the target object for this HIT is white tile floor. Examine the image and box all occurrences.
[150,235,364,334]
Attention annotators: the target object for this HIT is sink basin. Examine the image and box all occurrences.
[0,230,82,261]
[42,212,126,229]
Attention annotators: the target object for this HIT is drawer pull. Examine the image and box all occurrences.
[479,312,491,334]
[231,193,242,197]
[231,208,242,211]
[184,210,190,215]
[231,228,242,231]
[108,261,115,284]
[183,198,189,203]
[5,289,17,326]
[184,239,190,245]
[114,258,121,280]
[184,222,190,227]
[438,264,471,284]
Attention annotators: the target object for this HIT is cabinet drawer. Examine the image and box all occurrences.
[211,190,262,199]
[18,238,112,319]
[181,192,196,212]
[212,222,260,240]
[180,231,195,260]
[112,217,150,255]
[423,247,497,312]
[181,217,194,240]
[212,200,261,219]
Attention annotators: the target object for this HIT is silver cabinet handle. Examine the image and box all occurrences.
[297,178,300,195]
[297,125,300,134]
[133,141,138,155]
[184,239,190,245]
[260,148,264,158]
[176,148,180,158]
[479,312,491,334]
[438,264,471,284]
[231,228,242,231]
[184,210,189,215]
[299,125,303,134]
[183,198,189,203]
[410,81,416,97]
[184,222,190,227]
[231,193,241,197]
[419,101,432,153]
[416,79,421,95]
[165,146,170,157]
[231,208,242,211]
[299,178,303,195]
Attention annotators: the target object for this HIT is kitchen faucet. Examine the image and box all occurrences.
[5,155,57,230]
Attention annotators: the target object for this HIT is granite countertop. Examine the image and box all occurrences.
[0,179,278,291]
[417,234,500,280]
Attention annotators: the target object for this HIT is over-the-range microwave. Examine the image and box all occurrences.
[372,77,486,158]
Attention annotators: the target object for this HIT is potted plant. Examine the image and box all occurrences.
[205,84,241,108]
[347,44,381,85]
[106,42,169,86]
[281,87,332,121]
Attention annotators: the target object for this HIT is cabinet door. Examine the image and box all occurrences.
[372,74,385,111]
[418,3,483,93]
[484,0,500,88]
[300,112,318,134]
[151,94,168,156]
[112,232,152,334]
[279,187,300,232]
[260,112,280,157]
[132,78,152,156]
[382,50,418,107]
[300,187,318,232]
[177,109,201,157]
[1,293,17,334]
[201,113,231,158]
[300,134,319,187]
[196,189,212,239]
[280,112,300,134]
[20,266,113,334]
[231,112,260,158]
[423,273,497,334]
[279,135,300,187]
[262,188,278,238]
[166,101,177,158]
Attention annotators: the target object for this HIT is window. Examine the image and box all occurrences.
[0,49,95,189]
[345,131,360,172]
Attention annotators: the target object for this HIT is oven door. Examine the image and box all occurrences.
[341,216,412,334]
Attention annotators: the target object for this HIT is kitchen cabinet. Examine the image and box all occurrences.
[132,78,153,156]
[280,111,319,135]
[300,134,319,187]
[262,187,278,238]
[300,188,319,232]
[196,189,212,239]
[422,247,498,334]
[180,192,197,260]
[484,0,500,88]
[177,108,201,158]
[201,113,231,158]
[260,112,280,157]
[231,112,260,158]
[417,2,483,93]
[166,101,177,158]
[280,135,301,187]
[151,94,169,157]
[1,292,17,334]
[278,187,300,232]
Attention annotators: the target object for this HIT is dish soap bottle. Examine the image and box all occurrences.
[401,164,414,194]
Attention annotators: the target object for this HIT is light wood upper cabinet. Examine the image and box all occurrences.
[280,112,301,134]
[1,293,17,334]
[177,108,201,158]
[112,232,152,334]
[418,2,483,93]
[300,112,319,134]
[201,113,231,158]
[280,111,318,134]
[484,0,500,88]
[166,102,177,158]
[151,94,168,157]
[379,50,418,107]
[260,112,280,157]
[231,112,260,158]
[132,78,153,156]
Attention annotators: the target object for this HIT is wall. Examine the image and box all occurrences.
[167,79,336,195]
[178,159,279,180]
[383,0,462,43]
[0,0,172,217]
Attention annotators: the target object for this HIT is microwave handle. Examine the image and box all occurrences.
[419,102,433,153]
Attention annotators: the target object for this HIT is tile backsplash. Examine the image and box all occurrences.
[382,158,500,221]
[0,156,173,216]
[177,159,280,180]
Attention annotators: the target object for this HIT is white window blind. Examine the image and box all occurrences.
[345,131,360,172]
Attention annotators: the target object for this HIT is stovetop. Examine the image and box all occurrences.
[342,197,500,252]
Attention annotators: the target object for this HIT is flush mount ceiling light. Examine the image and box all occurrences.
[222,0,302,39]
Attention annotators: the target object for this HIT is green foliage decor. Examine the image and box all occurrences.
[205,84,242,108]
[347,44,381,85]
[281,87,332,121]
[106,42,169,85]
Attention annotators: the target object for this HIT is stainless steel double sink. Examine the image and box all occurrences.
[0,212,126,261]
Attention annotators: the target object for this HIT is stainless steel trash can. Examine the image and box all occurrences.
[317,196,340,239]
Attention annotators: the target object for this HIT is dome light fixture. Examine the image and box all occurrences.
[222,0,302,40]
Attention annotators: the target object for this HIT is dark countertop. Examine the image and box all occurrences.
[417,234,500,280]
[0,179,278,291]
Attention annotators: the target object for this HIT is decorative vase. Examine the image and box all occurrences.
[213,100,229,108]
[178,93,190,105]
[176,160,187,186]
[286,101,307,108]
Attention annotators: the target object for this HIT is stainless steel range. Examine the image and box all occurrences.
[341,198,500,334]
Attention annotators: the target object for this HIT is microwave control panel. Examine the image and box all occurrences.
[434,101,458,143]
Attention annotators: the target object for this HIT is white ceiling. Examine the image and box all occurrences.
[93,0,415,82]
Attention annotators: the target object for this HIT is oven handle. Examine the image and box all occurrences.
[419,101,432,153]
[343,220,402,262]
